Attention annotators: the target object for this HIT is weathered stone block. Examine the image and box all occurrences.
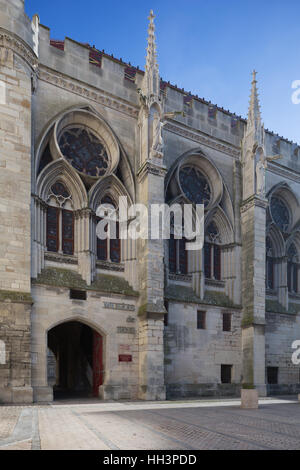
[241,388,258,409]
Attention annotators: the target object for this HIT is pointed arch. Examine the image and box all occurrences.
[46,316,108,337]
[268,182,300,232]
[205,206,234,245]
[165,147,224,211]
[286,237,300,294]
[89,173,133,214]
[266,223,285,258]
[37,158,88,210]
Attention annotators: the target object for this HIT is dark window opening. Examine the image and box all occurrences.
[287,244,298,294]
[267,367,278,384]
[47,206,59,253]
[221,364,232,384]
[223,313,231,332]
[169,235,188,274]
[266,236,274,290]
[70,290,87,301]
[169,235,177,274]
[204,222,221,280]
[96,199,121,264]
[62,209,74,255]
[197,311,206,330]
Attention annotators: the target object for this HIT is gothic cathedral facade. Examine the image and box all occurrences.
[0,0,300,403]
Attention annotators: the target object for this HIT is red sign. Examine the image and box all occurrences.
[119,354,132,362]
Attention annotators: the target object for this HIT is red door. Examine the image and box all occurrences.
[93,332,103,397]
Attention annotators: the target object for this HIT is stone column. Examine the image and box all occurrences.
[137,162,166,400]
[0,0,38,403]
[241,196,267,396]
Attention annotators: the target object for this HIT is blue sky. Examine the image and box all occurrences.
[25,0,300,143]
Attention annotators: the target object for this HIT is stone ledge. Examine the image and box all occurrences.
[166,383,241,399]
[165,284,241,309]
[32,267,139,297]
[266,299,299,315]
[0,290,33,304]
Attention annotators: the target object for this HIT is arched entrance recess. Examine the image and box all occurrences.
[47,321,103,399]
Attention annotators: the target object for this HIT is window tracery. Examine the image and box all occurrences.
[204,221,221,280]
[58,127,109,177]
[179,166,211,206]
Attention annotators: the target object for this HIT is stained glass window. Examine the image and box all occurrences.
[204,242,211,279]
[168,231,188,275]
[62,210,74,255]
[110,222,120,263]
[287,244,298,293]
[169,235,177,273]
[204,222,221,280]
[47,207,59,252]
[96,197,120,263]
[178,238,188,274]
[51,182,70,198]
[97,221,107,261]
[266,236,274,290]
[270,196,290,232]
[179,166,211,206]
[46,182,74,255]
[59,127,109,177]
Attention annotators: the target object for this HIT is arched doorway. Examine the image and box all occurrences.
[47,321,103,399]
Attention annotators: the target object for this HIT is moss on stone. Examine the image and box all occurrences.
[203,290,238,308]
[242,383,255,389]
[138,301,166,316]
[92,274,138,297]
[32,268,139,297]
[266,299,298,315]
[165,284,240,308]
[0,290,32,304]
[288,303,300,315]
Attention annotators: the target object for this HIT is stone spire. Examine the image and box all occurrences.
[246,70,264,145]
[142,10,160,99]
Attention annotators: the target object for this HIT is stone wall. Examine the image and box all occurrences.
[31,283,139,401]
[0,294,32,403]
[265,311,300,394]
[164,301,242,398]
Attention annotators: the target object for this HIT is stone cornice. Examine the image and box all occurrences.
[137,160,167,183]
[0,28,38,70]
[268,160,300,183]
[240,194,268,214]
[38,66,139,119]
[164,121,241,158]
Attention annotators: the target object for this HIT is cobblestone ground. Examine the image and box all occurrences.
[0,397,300,450]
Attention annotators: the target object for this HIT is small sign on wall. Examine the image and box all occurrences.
[119,354,132,362]
[118,344,132,362]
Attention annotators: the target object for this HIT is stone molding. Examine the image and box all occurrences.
[168,273,192,282]
[240,195,268,214]
[96,260,125,272]
[205,278,226,288]
[38,66,139,119]
[137,160,167,183]
[0,28,38,70]
[268,160,300,182]
[44,252,78,265]
[164,122,241,158]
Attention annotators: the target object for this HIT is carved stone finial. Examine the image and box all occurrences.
[142,10,160,100]
[248,70,261,135]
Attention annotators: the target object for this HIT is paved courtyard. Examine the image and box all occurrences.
[0,397,300,450]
